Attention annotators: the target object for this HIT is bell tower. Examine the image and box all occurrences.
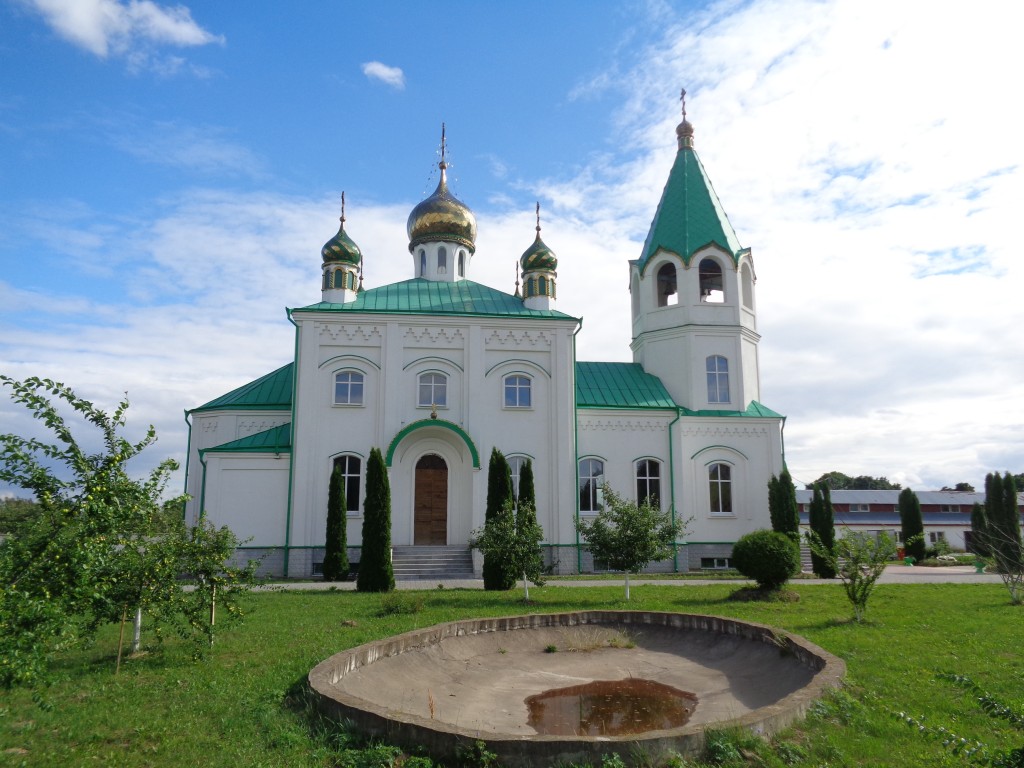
[630,92,760,412]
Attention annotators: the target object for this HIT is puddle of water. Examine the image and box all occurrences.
[525,678,698,736]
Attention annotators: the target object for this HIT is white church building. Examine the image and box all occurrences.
[183,108,786,578]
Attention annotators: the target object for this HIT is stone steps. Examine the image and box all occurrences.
[391,546,475,579]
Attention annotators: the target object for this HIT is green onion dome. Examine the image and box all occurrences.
[321,199,362,265]
[520,203,556,271]
[406,162,477,253]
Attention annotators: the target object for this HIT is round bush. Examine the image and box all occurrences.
[732,529,799,591]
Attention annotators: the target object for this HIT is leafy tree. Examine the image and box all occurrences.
[941,482,976,492]
[806,530,899,622]
[173,518,259,652]
[808,483,836,578]
[483,448,516,591]
[898,488,926,561]
[768,469,799,541]
[357,448,394,593]
[575,484,684,600]
[471,498,545,601]
[806,471,901,491]
[0,497,39,535]
[0,376,256,687]
[322,465,349,581]
[732,529,799,591]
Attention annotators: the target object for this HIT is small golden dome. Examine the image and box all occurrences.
[406,162,477,254]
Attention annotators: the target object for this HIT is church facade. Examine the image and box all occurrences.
[183,110,786,577]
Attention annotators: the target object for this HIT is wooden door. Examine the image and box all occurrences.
[414,454,448,545]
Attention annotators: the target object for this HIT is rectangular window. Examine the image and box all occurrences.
[700,557,732,570]
[333,455,362,514]
[418,373,447,407]
[504,375,531,408]
[929,531,946,544]
[635,459,661,510]
[706,356,730,404]
[939,505,959,513]
[850,503,869,513]
[709,463,732,515]
[579,458,604,513]
[334,372,364,405]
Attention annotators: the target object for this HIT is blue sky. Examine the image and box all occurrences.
[2,0,1023,498]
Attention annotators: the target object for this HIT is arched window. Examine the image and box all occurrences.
[458,250,465,277]
[706,355,730,404]
[708,463,732,515]
[635,459,661,509]
[437,246,447,274]
[741,263,754,309]
[322,272,329,290]
[504,375,531,408]
[538,275,547,295]
[332,454,362,513]
[417,372,447,407]
[699,258,724,302]
[333,371,364,405]
[507,455,529,500]
[419,249,426,277]
[656,263,677,307]
[579,458,604,513]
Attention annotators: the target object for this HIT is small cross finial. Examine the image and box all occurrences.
[514,259,521,298]
[680,88,687,121]
[535,201,541,234]
[339,191,346,227]
[439,123,447,169]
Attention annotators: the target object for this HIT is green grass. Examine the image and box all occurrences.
[1,583,1021,767]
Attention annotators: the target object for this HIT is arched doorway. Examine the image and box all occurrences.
[414,454,448,544]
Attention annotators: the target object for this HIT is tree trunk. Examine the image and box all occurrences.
[130,606,142,654]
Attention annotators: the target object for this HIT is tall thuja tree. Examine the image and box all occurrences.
[808,483,836,578]
[357,448,394,592]
[899,487,926,561]
[768,469,800,542]
[970,501,990,557]
[984,472,1022,575]
[518,458,536,511]
[483,448,516,590]
[322,464,349,581]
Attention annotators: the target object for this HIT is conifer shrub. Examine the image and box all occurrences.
[483,448,516,591]
[732,529,799,591]
[322,465,349,581]
[356,448,394,593]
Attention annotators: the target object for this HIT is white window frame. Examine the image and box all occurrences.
[333,371,365,406]
[332,454,362,515]
[706,355,730,404]
[503,374,532,408]
[708,462,733,516]
[579,458,604,514]
[635,458,662,510]
[417,372,448,408]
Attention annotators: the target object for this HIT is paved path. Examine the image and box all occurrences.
[257,565,1004,591]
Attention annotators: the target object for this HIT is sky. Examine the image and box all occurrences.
[1,0,1022,499]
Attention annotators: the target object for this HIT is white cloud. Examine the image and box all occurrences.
[361,61,405,90]
[25,0,223,62]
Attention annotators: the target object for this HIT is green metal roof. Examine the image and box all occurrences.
[191,363,294,413]
[575,362,676,409]
[680,401,783,419]
[202,423,292,454]
[638,147,747,272]
[293,278,578,320]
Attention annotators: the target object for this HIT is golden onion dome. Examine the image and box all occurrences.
[321,194,362,265]
[520,203,557,272]
[406,162,477,254]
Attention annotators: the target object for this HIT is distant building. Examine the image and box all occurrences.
[183,107,786,577]
[795,489,1024,552]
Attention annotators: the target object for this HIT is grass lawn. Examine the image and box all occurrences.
[1,582,1021,767]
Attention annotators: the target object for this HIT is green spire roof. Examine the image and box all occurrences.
[637,144,747,272]
[190,363,294,413]
[294,278,577,320]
